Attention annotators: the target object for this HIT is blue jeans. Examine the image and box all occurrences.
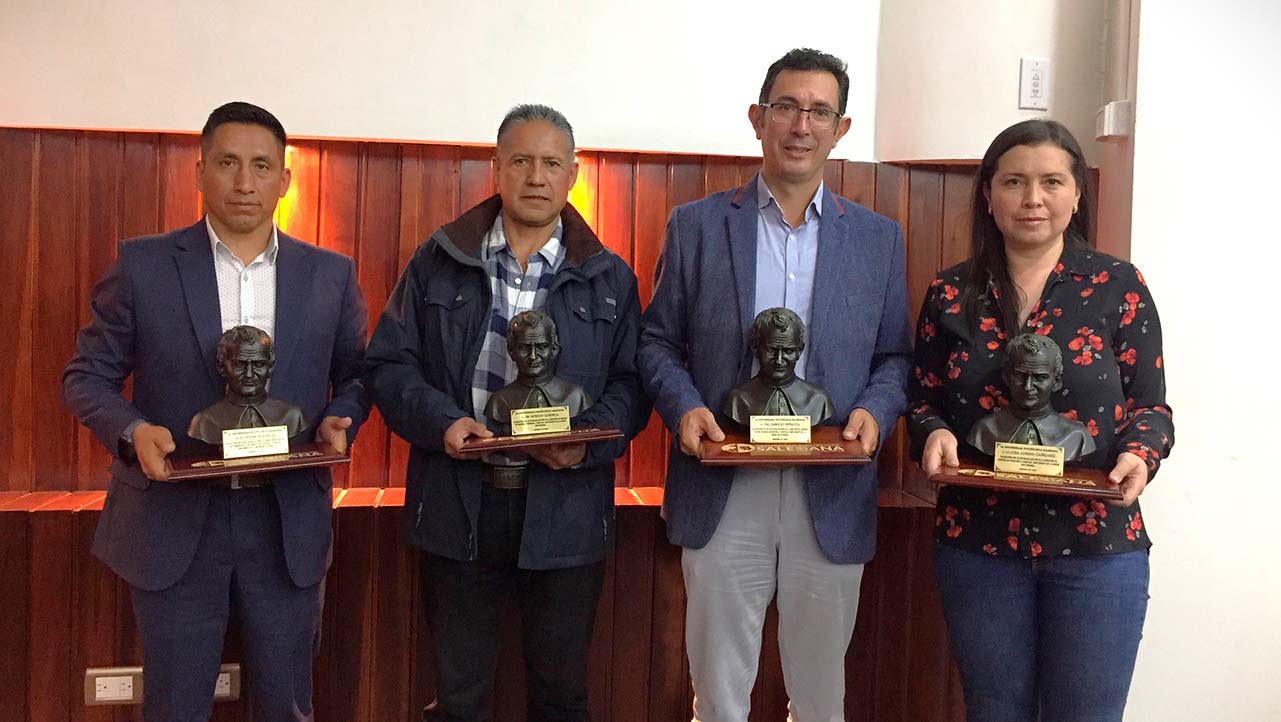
[933,544,1150,722]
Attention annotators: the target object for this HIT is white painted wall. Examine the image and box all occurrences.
[0,0,879,159]
[875,0,1106,162]
[1126,2,1281,720]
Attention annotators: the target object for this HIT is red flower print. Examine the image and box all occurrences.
[1090,500,1108,518]
[1034,325,1053,336]
[1068,337,1085,351]
[1008,518,1021,533]
[1080,287,1094,298]
[986,495,998,507]
[935,515,943,527]
[1054,263,1064,274]
[979,395,995,410]
[1125,528,1137,541]
[947,366,961,380]
[920,320,936,341]
[1119,348,1137,365]
[946,525,963,538]
[1129,513,1143,531]
[1008,536,1019,550]
[1073,350,1094,366]
[1076,518,1099,535]
[943,284,960,300]
[1070,502,1087,517]
[1136,268,1147,286]
[945,506,958,520]
[1052,308,1062,317]
[947,302,961,315]
[1061,409,1079,421]
[1077,326,1092,335]
[1156,355,1163,368]
[930,278,943,288]
[1093,271,1110,284]
[982,543,998,555]
[1114,405,1125,421]
[1120,292,1140,327]
[1089,335,1103,351]
[1086,419,1099,437]
[986,340,1001,351]
[1030,542,1043,557]
[980,317,997,332]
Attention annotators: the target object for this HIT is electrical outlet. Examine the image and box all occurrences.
[214,663,242,701]
[85,666,143,706]
[1019,58,1050,110]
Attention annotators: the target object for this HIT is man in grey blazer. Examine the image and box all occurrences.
[639,49,911,722]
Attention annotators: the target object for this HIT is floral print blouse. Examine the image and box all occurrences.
[908,246,1174,558]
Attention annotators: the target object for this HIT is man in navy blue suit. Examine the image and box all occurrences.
[639,49,912,722]
[63,102,369,722]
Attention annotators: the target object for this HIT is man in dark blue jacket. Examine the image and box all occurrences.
[365,104,649,722]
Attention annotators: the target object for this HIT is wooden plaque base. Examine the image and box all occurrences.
[459,427,624,455]
[931,463,1123,500]
[166,442,350,481]
[699,427,871,466]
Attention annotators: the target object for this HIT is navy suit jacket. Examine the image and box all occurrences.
[63,220,369,591]
[638,178,912,564]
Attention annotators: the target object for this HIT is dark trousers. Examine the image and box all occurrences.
[933,544,1150,722]
[130,486,323,722]
[421,485,605,722]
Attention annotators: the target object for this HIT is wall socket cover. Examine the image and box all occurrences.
[1019,58,1050,110]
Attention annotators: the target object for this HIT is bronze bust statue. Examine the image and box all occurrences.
[484,310,592,426]
[723,307,834,427]
[967,333,1096,460]
[188,325,308,445]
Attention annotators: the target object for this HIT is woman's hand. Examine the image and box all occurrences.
[921,428,959,476]
[1107,451,1149,507]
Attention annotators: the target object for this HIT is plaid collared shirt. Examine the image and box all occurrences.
[470,215,565,425]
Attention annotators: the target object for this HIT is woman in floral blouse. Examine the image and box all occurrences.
[908,119,1174,722]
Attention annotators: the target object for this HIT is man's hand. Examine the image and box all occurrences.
[1108,451,1149,507]
[444,417,493,459]
[133,422,176,482]
[921,428,959,476]
[316,415,353,454]
[678,407,724,459]
[842,408,881,457]
[528,443,587,470]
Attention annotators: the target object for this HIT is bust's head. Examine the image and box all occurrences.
[751,307,805,389]
[216,325,275,405]
[1002,333,1063,420]
[506,310,559,385]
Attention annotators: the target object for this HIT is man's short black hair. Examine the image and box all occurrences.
[201,101,287,153]
[759,48,850,115]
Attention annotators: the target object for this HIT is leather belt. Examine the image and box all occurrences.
[482,465,529,490]
[209,474,272,490]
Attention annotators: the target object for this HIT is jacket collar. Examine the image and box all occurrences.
[433,194,604,272]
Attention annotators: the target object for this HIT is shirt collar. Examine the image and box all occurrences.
[483,214,565,268]
[206,217,279,265]
[756,173,824,222]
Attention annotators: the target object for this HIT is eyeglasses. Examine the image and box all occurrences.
[760,102,842,131]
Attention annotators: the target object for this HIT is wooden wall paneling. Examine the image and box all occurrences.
[320,490,380,722]
[845,529,882,722]
[0,506,32,722]
[71,507,116,722]
[0,129,36,491]
[571,152,600,233]
[158,134,201,229]
[823,159,844,197]
[736,158,761,187]
[703,157,740,195]
[841,161,877,210]
[595,153,637,489]
[646,525,689,722]
[903,169,945,504]
[279,140,323,242]
[941,168,976,269]
[33,131,80,491]
[458,147,494,212]
[75,133,126,491]
[119,135,160,239]
[872,164,911,497]
[371,492,414,722]
[666,158,705,210]
[870,508,916,722]
[27,495,82,722]
[903,508,955,722]
[610,506,655,722]
[629,158,670,489]
[588,538,617,722]
[348,144,402,488]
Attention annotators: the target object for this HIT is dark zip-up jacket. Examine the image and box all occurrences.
[365,196,650,569]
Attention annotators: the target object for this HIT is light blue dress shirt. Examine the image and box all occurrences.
[753,174,823,379]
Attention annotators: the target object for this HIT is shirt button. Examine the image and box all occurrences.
[242,272,250,281]
[514,277,522,285]
[788,273,796,281]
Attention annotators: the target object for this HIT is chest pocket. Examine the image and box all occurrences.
[557,291,618,386]
[422,283,484,390]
